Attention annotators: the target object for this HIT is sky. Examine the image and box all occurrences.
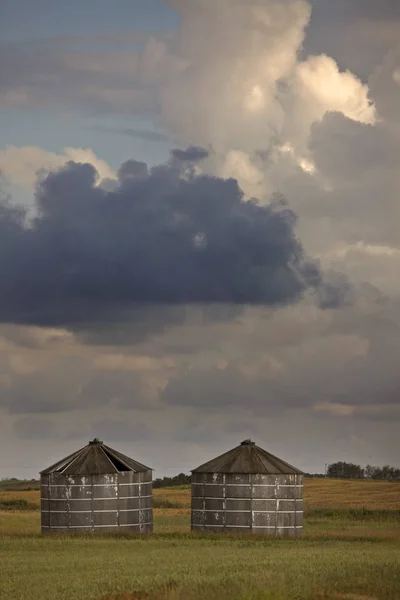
[0,0,400,479]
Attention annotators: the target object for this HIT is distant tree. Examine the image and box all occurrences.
[365,465,379,479]
[327,462,364,479]
[326,462,400,481]
[153,473,191,488]
[365,464,400,481]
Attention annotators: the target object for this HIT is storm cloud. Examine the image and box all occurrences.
[304,0,400,80]
[171,146,210,162]
[0,152,323,331]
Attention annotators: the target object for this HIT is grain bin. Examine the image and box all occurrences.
[40,438,152,533]
[191,439,303,537]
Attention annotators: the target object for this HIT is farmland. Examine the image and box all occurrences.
[1,479,400,600]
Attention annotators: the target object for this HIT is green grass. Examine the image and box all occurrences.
[0,479,40,491]
[3,478,400,511]
[1,510,400,600]
[2,483,400,599]
[152,496,182,509]
[0,498,40,511]
[306,507,400,521]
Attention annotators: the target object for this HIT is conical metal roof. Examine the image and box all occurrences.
[191,439,303,475]
[40,438,152,475]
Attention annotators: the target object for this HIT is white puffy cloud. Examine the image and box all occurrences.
[161,0,312,154]
[0,145,115,190]
[219,150,267,199]
[284,54,376,151]
[158,1,378,203]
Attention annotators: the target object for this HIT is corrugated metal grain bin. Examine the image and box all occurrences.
[40,438,152,534]
[191,439,304,537]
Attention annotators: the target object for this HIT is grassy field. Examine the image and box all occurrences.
[2,478,400,510]
[1,479,400,600]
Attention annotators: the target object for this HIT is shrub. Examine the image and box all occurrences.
[0,499,40,511]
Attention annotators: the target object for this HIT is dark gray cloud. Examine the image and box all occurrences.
[88,418,154,443]
[336,0,400,19]
[309,113,399,181]
[77,303,244,346]
[369,46,400,126]
[316,270,353,310]
[78,370,157,411]
[162,366,281,414]
[117,159,149,180]
[13,415,154,443]
[304,112,400,251]
[14,416,55,440]
[0,152,323,332]
[160,303,400,419]
[3,356,95,414]
[305,0,400,80]
[171,146,209,162]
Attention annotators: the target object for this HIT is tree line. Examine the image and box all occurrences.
[153,462,400,486]
[153,473,191,488]
[326,461,400,481]
[3,462,400,487]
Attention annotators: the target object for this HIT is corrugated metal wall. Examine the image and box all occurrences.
[191,472,303,537]
[41,469,152,533]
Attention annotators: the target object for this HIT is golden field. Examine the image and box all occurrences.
[2,478,400,511]
[1,479,400,600]
[156,478,400,510]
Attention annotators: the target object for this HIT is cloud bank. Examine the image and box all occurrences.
[1,0,400,474]
[0,151,324,331]
[0,145,115,189]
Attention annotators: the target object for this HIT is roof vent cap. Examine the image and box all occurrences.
[89,437,103,445]
[241,439,255,446]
